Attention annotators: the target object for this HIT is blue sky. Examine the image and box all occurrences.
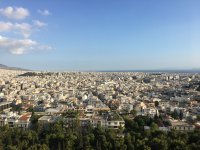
[0,0,200,71]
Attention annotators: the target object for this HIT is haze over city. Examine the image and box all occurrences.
[0,0,200,71]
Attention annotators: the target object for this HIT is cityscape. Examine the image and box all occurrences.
[1,0,200,150]
[0,68,200,149]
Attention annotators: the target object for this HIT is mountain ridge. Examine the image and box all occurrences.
[0,64,29,71]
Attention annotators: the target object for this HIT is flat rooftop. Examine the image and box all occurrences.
[0,102,12,107]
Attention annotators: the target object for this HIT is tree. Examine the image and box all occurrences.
[150,122,158,132]
[188,143,200,150]
[28,144,49,150]
[134,116,145,127]
[136,139,149,150]
[125,133,135,150]
[171,110,179,120]
[1,112,200,150]
[130,109,137,117]
[151,137,168,150]
[124,118,140,132]
[196,115,200,121]
[5,146,18,150]
[27,106,34,112]
[179,111,183,120]
[169,139,186,150]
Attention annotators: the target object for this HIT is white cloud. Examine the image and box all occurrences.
[33,20,47,27]
[0,35,52,55]
[0,35,36,54]
[0,21,32,38]
[0,7,53,55]
[38,9,51,16]
[0,6,29,20]
[0,22,13,32]
[15,23,32,38]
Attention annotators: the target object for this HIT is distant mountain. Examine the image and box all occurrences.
[0,64,29,71]
[0,64,8,68]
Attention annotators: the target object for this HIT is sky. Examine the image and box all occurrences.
[0,0,200,71]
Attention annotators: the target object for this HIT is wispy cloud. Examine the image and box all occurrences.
[0,6,29,20]
[38,9,51,16]
[33,20,47,27]
[38,45,53,50]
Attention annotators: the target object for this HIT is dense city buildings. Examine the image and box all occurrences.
[0,68,200,130]
[1,68,200,149]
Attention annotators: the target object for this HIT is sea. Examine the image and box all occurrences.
[98,70,200,74]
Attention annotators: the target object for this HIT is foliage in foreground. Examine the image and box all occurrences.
[0,115,200,150]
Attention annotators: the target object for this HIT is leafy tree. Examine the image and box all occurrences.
[130,109,137,117]
[0,112,200,150]
[188,143,200,150]
[150,135,168,150]
[169,139,186,150]
[150,122,158,132]
[124,133,134,150]
[171,110,179,120]
[196,115,200,121]
[136,139,149,150]
[179,111,183,120]
[5,145,18,150]
[28,144,49,150]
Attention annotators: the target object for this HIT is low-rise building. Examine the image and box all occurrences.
[106,112,125,129]
[169,120,195,132]
[38,115,52,125]
[17,113,31,129]
[0,102,12,111]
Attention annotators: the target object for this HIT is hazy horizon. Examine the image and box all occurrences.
[0,0,200,71]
